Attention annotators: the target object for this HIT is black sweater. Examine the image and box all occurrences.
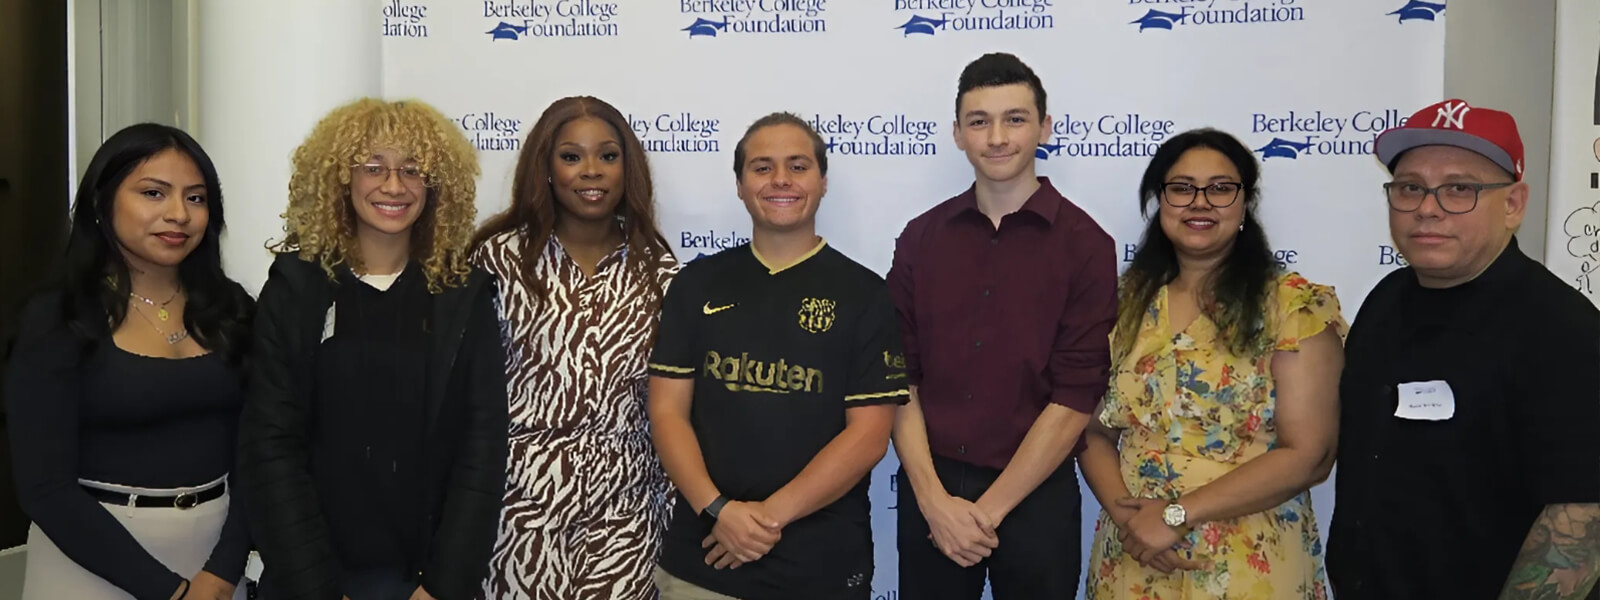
[314,264,430,571]
[236,253,509,600]
[3,293,252,600]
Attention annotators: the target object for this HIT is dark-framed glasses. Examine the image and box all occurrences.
[1161,181,1243,208]
[351,162,431,187]
[1383,181,1512,214]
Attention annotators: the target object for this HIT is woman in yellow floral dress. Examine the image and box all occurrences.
[1081,128,1347,599]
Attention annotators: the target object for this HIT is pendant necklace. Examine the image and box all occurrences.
[130,304,190,345]
[130,288,180,322]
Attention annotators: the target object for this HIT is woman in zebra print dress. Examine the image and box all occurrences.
[471,96,679,600]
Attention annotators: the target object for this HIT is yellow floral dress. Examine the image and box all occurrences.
[1088,272,1347,600]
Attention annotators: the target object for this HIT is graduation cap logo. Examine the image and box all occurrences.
[896,15,948,36]
[1035,142,1064,160]
[1388,0,1446,23]
[1255,138,1314,160]
[683,17,729,37]
[486,21,528,41]
[1130,9,1188,31]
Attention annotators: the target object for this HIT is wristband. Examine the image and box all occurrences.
[701,495,729,523]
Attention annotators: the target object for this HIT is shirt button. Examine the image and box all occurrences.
[965,393,973,401]
[974,340,982,347]
[983,289,990,297]
[989,237,999,245]
[958,445,967,454]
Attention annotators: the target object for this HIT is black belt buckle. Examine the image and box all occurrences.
[82,482,221,508]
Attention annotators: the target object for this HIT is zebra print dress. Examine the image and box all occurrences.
[473,231,678,600]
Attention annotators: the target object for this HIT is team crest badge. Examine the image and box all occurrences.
[797,298,836,334]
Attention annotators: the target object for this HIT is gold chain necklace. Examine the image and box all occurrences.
[129,288,180,321]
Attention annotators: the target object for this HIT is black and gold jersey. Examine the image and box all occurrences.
[649,240,908,599]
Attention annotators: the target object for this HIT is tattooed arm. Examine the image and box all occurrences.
[1498,503,1600,600]
[1500,297,1600,600]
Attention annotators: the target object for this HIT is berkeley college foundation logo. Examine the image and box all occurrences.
[458,111,523,152]
[382,1,430,37]
[893,0,1056,36]
[1122,242,1300,267]
[483,0,619,40]
[1250,109,1408,160]
[1038,113,1175,159]
[628,112,722,153]
[806,113,939,156]
[1129,0,1306,31]
[681,230,751,262]
[681,0,828,38]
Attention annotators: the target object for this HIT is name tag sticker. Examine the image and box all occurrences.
[321,304,336,343]
[1395,380,1455,421]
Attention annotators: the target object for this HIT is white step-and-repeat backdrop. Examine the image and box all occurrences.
[377,2,1445,597]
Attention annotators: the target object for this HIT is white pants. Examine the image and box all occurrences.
[21,477,248,600]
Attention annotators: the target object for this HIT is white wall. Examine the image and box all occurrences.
[197,0,382,295]
[1443,0,1556,262]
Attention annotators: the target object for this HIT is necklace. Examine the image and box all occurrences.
[130,303,189,345]
[129,288,181,321]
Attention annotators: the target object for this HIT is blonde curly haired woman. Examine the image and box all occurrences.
[237,98,509,600]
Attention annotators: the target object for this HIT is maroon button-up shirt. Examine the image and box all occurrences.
[887,177,1116,471]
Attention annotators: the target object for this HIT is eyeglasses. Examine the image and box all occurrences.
[351,162,430,187]
[1383,181,1512,214]
[1161,181,1243,208]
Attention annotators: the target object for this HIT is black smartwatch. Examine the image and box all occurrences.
[700,495,730,525]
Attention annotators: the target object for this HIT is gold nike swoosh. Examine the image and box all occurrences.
[703,302,736,315]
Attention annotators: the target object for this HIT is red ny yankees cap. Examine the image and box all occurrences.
[1374,99,1525,181]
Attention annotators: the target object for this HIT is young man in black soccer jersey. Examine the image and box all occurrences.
[646,113,910,600]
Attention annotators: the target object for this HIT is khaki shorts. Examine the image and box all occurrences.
[653,566,742,600]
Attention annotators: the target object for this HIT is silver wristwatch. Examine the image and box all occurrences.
[1162,503,1188,528]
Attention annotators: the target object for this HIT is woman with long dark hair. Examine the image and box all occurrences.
[236,98,508,600]
[4,123,254,600]
[1080,128,1346,598]
[472,96,677,600]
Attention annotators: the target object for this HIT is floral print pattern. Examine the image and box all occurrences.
[1088,272,1346,599]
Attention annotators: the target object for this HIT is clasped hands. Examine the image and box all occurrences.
[921,493,1003,568]
[1111,497,1210,574]
[702,501,784,570]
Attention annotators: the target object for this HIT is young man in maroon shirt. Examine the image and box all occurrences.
[887,52,1117,599]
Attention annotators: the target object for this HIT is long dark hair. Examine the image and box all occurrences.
[472,96,673,301]
[1115,128,1276,361]
[59,123,253,366]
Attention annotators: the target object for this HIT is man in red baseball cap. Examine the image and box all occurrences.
[1329,99,1600,599]
[1373,98,1527,287]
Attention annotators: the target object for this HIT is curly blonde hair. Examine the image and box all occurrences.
[272,98,480,293]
